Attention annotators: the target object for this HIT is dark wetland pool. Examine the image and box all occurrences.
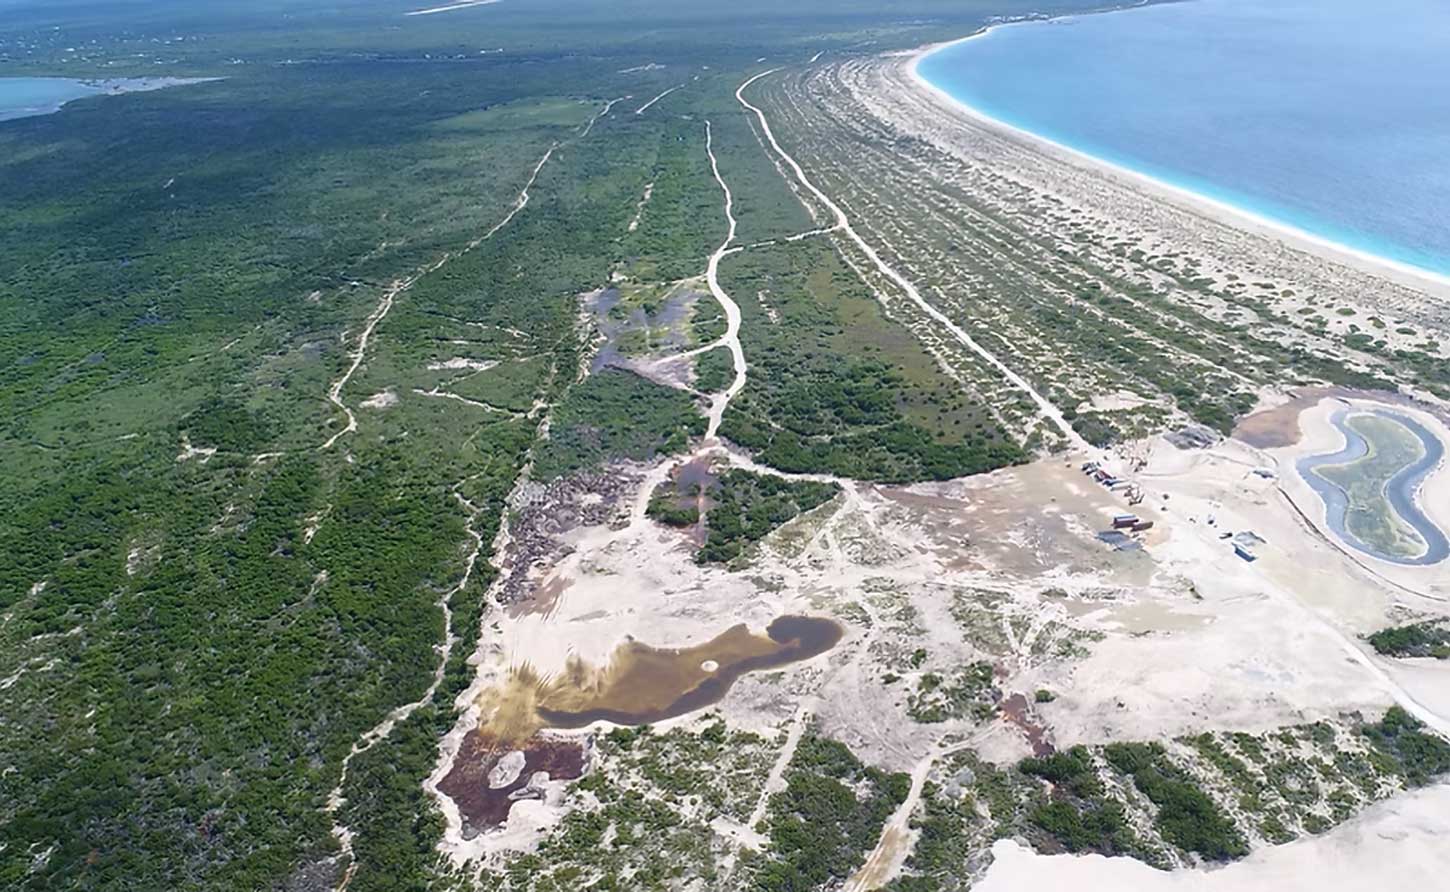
[1298,409,1448,566]
[442,615,843,830]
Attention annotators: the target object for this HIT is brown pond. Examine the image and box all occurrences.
[536,615,843,728]
[435,731,586,839]
[436,615,843,831]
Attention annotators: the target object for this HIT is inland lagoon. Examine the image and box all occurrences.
[0,76,212,123]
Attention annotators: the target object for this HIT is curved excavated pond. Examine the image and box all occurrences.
[1297,409,1448,566]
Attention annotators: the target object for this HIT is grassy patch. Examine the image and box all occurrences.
[718,240,1022,482]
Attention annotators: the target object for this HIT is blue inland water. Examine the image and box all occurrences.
[0,77,208,123]
[915,0,1450,278]
[1297,410,1448,566]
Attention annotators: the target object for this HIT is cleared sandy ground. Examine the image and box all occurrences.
[415,44,1450,884]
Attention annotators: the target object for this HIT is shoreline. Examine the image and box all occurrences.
[904,21,1450,299]
[0,76,218,124]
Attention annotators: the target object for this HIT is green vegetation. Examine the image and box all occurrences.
[1360,707,1450,787]
[699,469,839,564]
[748,734,911,891]
[696,344,737,393]
[646,493,701,528]
[1017,747,1154,860]
[881,782,982,892]
[906,661,997,724]
[718,240,1023,482]
[1367,620,1450,659]
[1102,742,1248,862]
[532,367,705,481]
[16,1,1446,890]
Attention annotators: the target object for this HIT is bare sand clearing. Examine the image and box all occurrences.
[427,421,1450,873]
[412,43,1450,880]
[978,781,1450,892]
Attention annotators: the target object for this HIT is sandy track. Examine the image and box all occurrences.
[702,119,748,441]
[328,493,487,892]
[842,735,981,892]
[734,69,1090,454]
[320,144,557,452]
[318,100,636,886]
[635,85,681,115]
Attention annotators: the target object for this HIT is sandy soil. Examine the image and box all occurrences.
[429,425,1450,867]
[411,58,1450,885]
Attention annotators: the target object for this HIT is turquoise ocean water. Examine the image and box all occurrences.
[915,0,1450,277]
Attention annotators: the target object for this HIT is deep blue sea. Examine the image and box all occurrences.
[915,0,1450,277]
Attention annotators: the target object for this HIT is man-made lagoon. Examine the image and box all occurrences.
[1298,410,1447,566]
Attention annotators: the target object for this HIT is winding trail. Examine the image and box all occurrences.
[320,144,558,451]
[327,492,487,892]
[702,118,748,441]
[734,69,1089,453]
[316,96,641,886]
[842,734,983,892]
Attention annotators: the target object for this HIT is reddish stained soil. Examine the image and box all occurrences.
[436,731,587,838]
[1232,387,1336,449]
[1228,386,1442,450]
[999,692,1054,757]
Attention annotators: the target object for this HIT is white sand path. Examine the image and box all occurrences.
[328,492,487,892]
[843,734,985,892]
[635,85,681,114]
[405,0,500,16]
[702,118,747,441]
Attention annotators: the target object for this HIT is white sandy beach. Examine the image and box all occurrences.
[904,24,1450,300]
